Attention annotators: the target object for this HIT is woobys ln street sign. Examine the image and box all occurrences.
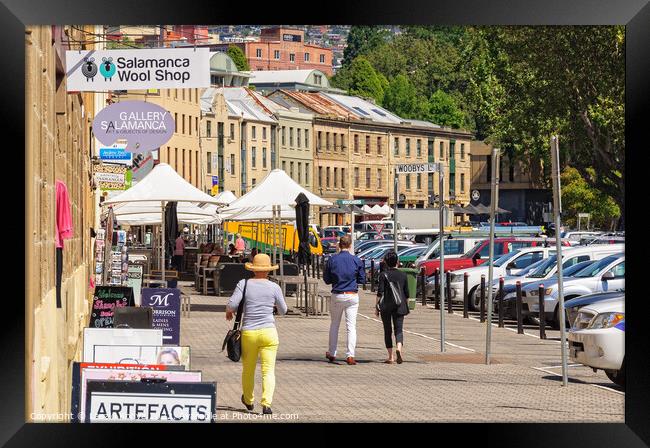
[66,48,211,91]
[395,163,440,174]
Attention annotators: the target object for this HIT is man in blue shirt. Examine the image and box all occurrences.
[323,234,366,365]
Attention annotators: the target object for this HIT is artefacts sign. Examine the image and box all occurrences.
[92,101,175,152]
[89,286,135,328]
[396,163,440,174]
[66,48,211,91]
[85,381,216,423]
[141,288,181,344]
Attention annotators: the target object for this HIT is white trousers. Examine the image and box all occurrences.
[328,293,359,358]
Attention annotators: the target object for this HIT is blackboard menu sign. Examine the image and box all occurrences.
[89,286,135,328]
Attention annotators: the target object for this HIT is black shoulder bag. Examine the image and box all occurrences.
[221,279,248,362]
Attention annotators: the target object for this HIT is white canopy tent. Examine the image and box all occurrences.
[220,169,331,290]
[212,190,237,206]
[102,163,223,280]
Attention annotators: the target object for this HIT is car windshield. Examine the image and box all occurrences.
[493,249,522,267]
[564,260,596,277]
[362,246,390,258]
[527,255,558,278]
[573,255,622,278]
[400,246,425,257]
[514,258,546,276]
[463,241,484,258]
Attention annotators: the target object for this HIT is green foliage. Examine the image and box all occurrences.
[227,45,250,71]
[382,75,426,119]
[333,56,384,104]
[107,37,143,49]
[561,167,620,229]
[426,90,466,128]
[342,26,389,67]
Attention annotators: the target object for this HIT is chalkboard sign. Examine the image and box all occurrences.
[141,288,181,345]
[89,286,135,328]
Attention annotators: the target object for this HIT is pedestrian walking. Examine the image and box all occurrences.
[172,231,185,272]
[375,251,409,364]
[226,253,287,415]
[323,234,366,365]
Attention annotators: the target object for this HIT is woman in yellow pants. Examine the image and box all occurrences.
[226,254,288,415]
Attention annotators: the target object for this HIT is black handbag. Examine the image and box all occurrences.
[221,279,248,362]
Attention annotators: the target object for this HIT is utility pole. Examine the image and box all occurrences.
[485,147,500,365]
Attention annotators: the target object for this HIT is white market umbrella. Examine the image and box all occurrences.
[103,163,223,280]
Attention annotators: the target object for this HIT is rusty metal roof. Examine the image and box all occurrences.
[276,90,359,120]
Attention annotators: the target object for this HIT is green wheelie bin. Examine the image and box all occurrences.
[398,267,420,310]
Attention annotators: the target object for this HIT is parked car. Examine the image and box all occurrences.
[497,259,598,320]
[323,225,351,235]
[322,229,346,239]
[522,253,625,328]
[398,245,428,267]
[444,247,555,310]
[564,290,625,330]
[561,231,602,246]
[354,220,398,238]
[418,237,566,277]
[414,236,484,267]
[568,297,625,386]
[357,231,394,241]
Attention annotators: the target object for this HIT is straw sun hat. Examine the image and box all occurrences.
[245,253,279,272]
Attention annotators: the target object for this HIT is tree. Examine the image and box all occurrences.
[561,167,620,230]
[227,45,250,71]
[332,56,385,104]
[382,74,426,119]
[342,26,389,67]
[426,90,466,128]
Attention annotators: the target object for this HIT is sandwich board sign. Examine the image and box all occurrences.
[141,288,182,345]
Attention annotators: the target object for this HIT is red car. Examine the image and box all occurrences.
[418,237,570,276]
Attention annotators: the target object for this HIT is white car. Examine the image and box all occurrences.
[447,247,554,310]
[414,236,484,265]
[522,253,625,328]
[568,297,625,386]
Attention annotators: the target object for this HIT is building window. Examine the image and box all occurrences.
[334,167,338,188]
[394,137,399,156]
[318,166,323,187]
[333,133,338,150]
[256,48,262,58]
[406,138,411,157]
[289,127,294,146]
[282,127,286,145]
[439,141,444,159]
[341,133,345,150]
[189,115,192,136]
[449,141,455,159]
[282,160,286,172]
[206,120,212,138]
[460,143,465,159]
[305,130,309,148]
[252,126,256,139]
[366,168,371,188]
[326,132,330,150]
[252,178,256,186]
[182,148,186,177]
[290,161,294,179]
[428,173,434,191]
[365,135,370,154]
[174,113,178,132]
[230,123,235,139]
[377,136,382,155]
[271,147,276,169]
[207,152,212,173]
[341,168,345,188]
[263,148,267,168]
[189,149,192,183]
[174,148,178,171]
[182,114,186,134]
[417,139,421,157]
[354,167,359,188]
[461,173,466,192]
[305,163,310,185]
[354,134,359,153]
[317,131,322,151]
[326,167,330,188]
[263,127,267,140]
[406,174,411,190]
[297,129,301,148]
[449,173,456,196]
[314,74,322,85]
[298,162,302,183]
[417,173,422,190]
[274,50,280,59]
[320,54,325,63]
[182,89,185,101]
[251,147,256,168]
[290,53,295,62]
[377,169,382,189]
[230,154,235,174]
[304,53,310,62]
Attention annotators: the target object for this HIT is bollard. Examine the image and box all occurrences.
[370,260,376,293]
[516,281,524,334]
[434,269,440,310]
[446,271,453,314]
[420,267,427,306]
[463,272,469,318]
[498,277,505,328]
[316,255,321,280]
[481,274,485,323]
[538,284,546,340]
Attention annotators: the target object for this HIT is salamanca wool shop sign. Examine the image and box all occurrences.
[66,48,211,91]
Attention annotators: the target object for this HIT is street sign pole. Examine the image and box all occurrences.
[438,167,446,352]
[393,171,398,255]
[485,147,500,365]
[350,204,355,252]
[551,135,568,386]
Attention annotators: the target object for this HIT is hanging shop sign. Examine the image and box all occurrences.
[89,286,135,328]
[99,144,132,165]
[91,345,191,369]
[66,48,211,91]
[84,381,216,423]
[131,151,155,183]
[95,164,133,191]
[141,288,182,345]
[92,101,175,152]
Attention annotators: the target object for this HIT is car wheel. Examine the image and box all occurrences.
[605,358,625,387]
[468,286,480,311]
[552,304,571,330]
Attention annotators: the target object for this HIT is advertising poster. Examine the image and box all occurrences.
[84,381,216,423]
[126,264,144,306]
[99,144,132,166]
[82,328,163,362]
[95,163,133,191]
[141,288,181,344]
[91,345,191,369]
[89,286,135,328]
[77,367,202,422]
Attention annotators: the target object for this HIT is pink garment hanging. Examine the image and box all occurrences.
[55,180,73,248]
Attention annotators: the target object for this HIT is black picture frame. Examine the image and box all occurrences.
[5,0,649,445]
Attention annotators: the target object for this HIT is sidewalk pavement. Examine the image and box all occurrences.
[179,281,624,422]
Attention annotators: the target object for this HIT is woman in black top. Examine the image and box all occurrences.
[375,251,410,364]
